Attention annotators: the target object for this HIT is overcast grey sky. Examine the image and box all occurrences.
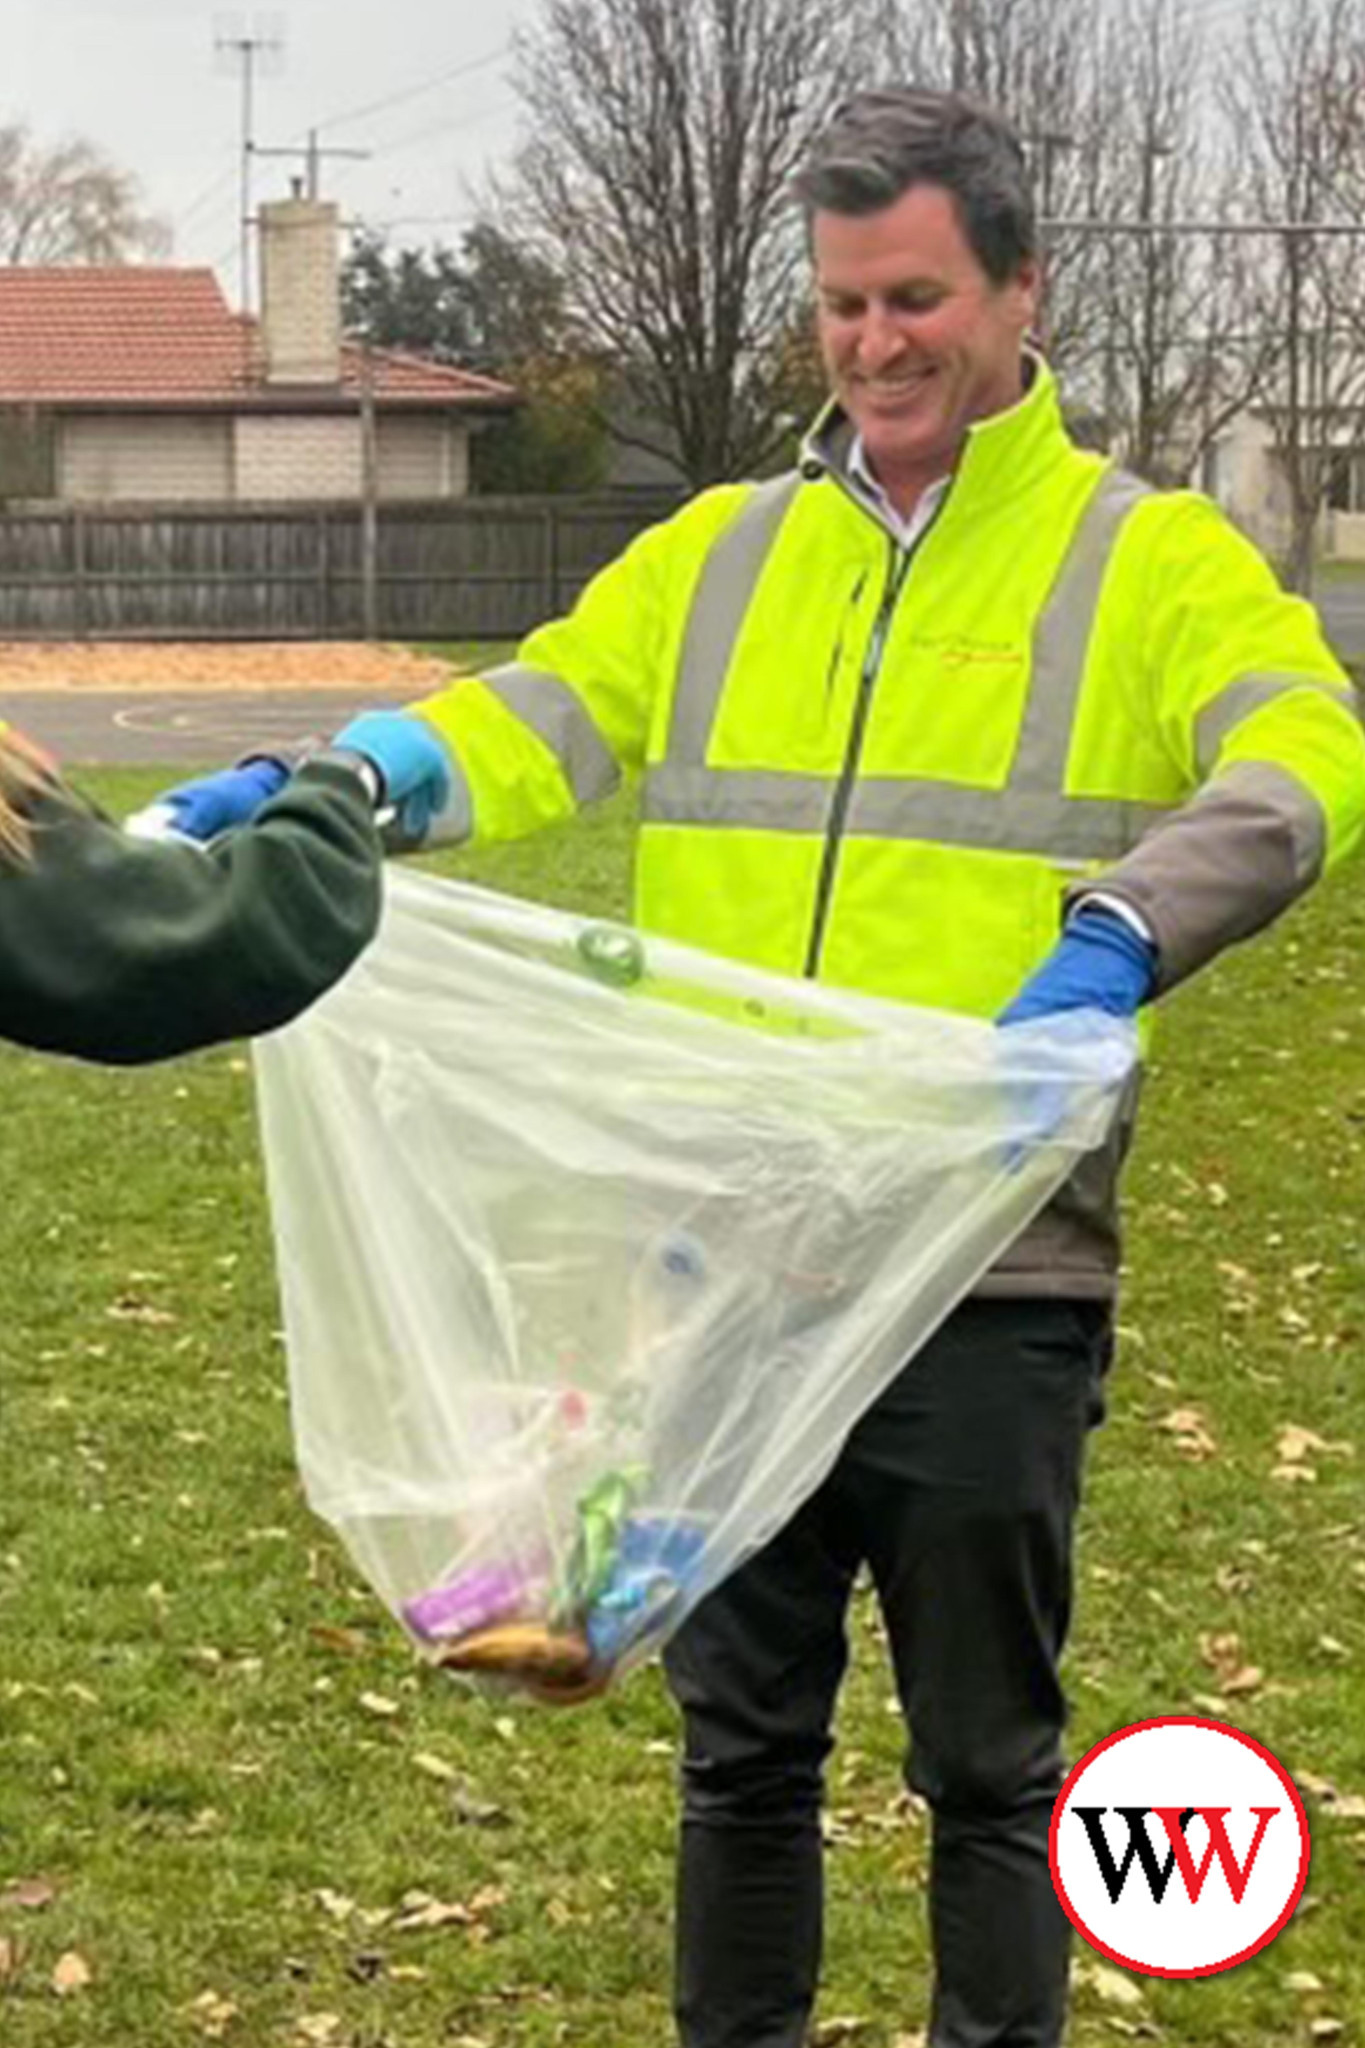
[8,0,537,300]
[8,0,1250,308]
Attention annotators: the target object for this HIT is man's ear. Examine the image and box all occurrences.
[1012,256,1042,332]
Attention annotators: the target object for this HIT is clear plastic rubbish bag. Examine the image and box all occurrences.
[253,871,1135,1703]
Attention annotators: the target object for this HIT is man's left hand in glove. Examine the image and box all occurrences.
[998,903,1157,1027]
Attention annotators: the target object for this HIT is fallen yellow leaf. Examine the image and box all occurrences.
[294,2017,342,2046]
[0,1877,55,1911]
[187,1989,241,2038]
[51,1950,92,1997]
[1158,1407,1217,1458]
[392,1892,475,1933]
[411,1751,457,1782]
[1087,1963,1145,2010]
[359,1691,401,1718]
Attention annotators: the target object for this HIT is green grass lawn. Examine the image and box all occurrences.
[2,768,1364,2045]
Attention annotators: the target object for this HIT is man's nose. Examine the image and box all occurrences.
[855,301,907,371]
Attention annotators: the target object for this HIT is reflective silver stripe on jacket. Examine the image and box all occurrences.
[1009,469,1152,792]
[665,473,806,765]
[1192,672,1362,775]
[643,464,1167,861]
[482,663,621,806]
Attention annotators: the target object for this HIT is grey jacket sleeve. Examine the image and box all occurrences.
[1065,761,1330,990]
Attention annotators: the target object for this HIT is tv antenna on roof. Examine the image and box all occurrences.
[214,11,287,314]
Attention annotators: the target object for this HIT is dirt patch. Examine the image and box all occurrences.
[0,640,458,693]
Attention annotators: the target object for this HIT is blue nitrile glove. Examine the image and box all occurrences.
[126,756,289,843]
[995,907,1151,1167]
[998,906,1157,1027]
[330,710,452,845]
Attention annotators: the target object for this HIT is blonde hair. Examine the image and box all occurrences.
[0,725,50,861]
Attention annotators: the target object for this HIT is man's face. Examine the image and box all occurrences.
[813,181,1039,497]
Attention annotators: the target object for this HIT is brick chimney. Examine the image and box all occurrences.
[258,194,341,385]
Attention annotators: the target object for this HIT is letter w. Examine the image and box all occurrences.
[1150,1807,1280,1904]
[1071,1807,1195,1905]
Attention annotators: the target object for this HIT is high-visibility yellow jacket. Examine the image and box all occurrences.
[407,358,1365,1293]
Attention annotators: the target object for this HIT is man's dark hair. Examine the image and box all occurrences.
[793,86,1037,284]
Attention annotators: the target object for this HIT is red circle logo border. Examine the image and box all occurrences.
[1048,1714,1312,1979]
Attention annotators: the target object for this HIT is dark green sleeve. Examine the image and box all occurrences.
[0,761,382,1064]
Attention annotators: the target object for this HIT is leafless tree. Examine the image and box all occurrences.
[0,125,168,264]
[1223,0,1365,591]
[875,0,1279,482]
[1089,0,1269,485]
[497,0,880,486]
[876,0,1118,389]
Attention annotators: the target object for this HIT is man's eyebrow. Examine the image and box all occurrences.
[816,276,944,297]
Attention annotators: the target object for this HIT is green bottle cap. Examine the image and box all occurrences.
[576,923,646,988]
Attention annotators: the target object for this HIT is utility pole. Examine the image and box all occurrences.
[1033,131,1076,229]
[359,340,379,642]
[1134,128,1174,476]
[214,13,286,314]
[252,128,370,201]
[949,0,969,93]
[1026,130,1075,356]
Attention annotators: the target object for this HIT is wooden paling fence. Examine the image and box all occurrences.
[0,492,684,640]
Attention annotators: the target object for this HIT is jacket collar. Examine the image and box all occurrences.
[799,351,1074,525]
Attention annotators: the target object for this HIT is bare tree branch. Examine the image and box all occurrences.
[1222,0,1365,590]
[496,0,880,485]
[0,125,168,264]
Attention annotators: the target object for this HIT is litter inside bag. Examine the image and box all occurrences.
[253,871,1135,1703]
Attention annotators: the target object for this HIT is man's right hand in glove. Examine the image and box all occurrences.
[131,712,455,848]
[329,711,453,845]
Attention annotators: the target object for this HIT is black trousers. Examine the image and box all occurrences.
[661,1296,1112,2048]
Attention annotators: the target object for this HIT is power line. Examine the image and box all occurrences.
[313,43,510,137]
[357,94,521,168]
[254,131,371,202]
[173,161,241,237]
[1045,217,1365,238]
[357,212,481,233]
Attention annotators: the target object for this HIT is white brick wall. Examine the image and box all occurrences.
[56,410,469,503]
[234,413,363,499]
[376,415,468,497]
[59,415,232,500]
[234,412,468,500]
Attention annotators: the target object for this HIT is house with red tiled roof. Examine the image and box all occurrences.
[0,197,517,505]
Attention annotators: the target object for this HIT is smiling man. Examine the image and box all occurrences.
[814,173,1038,517]
[148,86,1365,2048]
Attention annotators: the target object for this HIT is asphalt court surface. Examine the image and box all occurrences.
[6,689,408,767]
[6,573,1362,770]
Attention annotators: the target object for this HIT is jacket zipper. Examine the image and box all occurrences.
[823,570,868,708]
[802,488,951,978]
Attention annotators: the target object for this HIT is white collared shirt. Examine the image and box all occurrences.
[846,434,949,551]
